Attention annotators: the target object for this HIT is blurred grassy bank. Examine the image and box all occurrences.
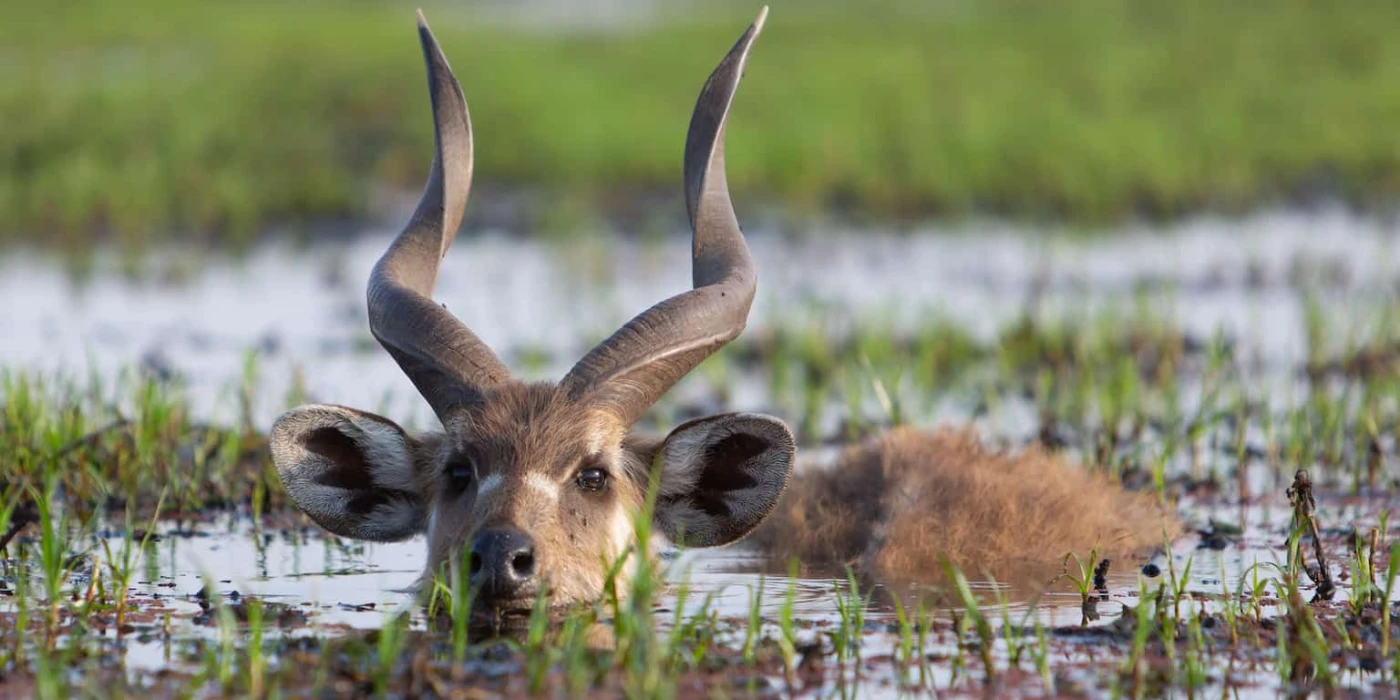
[4,0,1400,249]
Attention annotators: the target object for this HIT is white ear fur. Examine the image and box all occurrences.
[271,405,417,490]
[655,421,717,499]
[270,404,428,542]
[654,412,795,548]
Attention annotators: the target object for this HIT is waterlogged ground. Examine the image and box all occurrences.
[4,206,1397,428]
[4,207,1400,696]
[4,483,1397,696]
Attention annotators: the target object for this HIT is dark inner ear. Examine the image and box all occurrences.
[301,427,416,517]
[303,427,373,490]
[343,490,411,517]
[687,433,766,517]
[653,412,795,549]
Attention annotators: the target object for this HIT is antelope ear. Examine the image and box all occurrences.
[652,413,795,548]
[270,405,430,542]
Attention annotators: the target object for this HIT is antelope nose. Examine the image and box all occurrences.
[469,527,538,598]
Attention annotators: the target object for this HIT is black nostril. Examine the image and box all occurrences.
[469,552,482,576]
[510,551,535,578]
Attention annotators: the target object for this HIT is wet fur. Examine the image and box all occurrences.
[751,427,1179,582]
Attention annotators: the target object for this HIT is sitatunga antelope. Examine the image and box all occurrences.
[271,8,1176,626]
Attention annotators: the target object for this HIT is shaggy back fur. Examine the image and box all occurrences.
[751,427,1179,582]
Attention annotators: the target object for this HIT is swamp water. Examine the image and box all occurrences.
[3,206,1400,696]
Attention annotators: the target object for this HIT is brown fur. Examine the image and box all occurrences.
[413,383,652,607]
[751,427,1180,582]
[273,382,797,616]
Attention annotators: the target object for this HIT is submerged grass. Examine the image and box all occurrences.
[7,0,1400,249]
[3,286,1400,694]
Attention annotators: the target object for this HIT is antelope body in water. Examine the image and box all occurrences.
[270,8,1177,624]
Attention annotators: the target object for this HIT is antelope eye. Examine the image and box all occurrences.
[575,467,608,493]
[445,458,475,495]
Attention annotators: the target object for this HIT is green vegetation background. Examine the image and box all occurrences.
[4,0,1399,249]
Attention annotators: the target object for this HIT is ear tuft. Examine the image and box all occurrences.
[271,405,429,542]
[653,413,794,548]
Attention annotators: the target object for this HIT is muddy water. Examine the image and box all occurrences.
[4,206,1400,693]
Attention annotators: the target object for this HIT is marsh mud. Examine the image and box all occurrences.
[4,206,1400,696]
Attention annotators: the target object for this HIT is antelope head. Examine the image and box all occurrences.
[270,9,793,622]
